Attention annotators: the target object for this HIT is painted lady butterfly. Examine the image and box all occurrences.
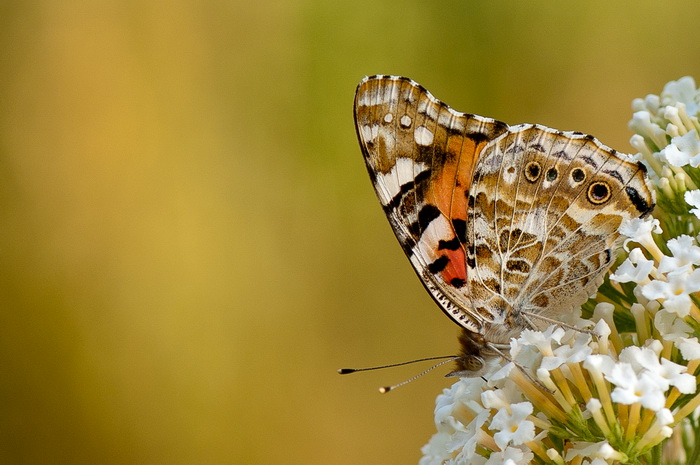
[354,75,654,376]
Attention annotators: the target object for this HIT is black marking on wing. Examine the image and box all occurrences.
[452,219,467,244]
[552,150,572,160]
[580,155,598,168]
[438,237,462,251]
[603,169,624,183]
[466,256,476,268]
[428,256,449,273]
[625,186,652,215]
[468,130,495,145]
[418,204,441,229]
[386,169,432,211]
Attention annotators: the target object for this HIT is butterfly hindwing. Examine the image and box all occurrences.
[466,125,654,325]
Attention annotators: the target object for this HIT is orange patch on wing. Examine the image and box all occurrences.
[440,248,467,285]
[430,135,484,220]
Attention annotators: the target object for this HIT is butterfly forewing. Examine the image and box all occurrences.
[354,75,509,332]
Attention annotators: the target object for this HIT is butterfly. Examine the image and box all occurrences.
[354,75,654,376]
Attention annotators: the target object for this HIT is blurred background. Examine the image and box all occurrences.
[0,1,699,463]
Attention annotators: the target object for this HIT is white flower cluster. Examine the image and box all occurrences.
[612,229,700,360]
[630,76,700,220]
[421,77,700,465]
[420,322,696,465]
[420,377,535,465]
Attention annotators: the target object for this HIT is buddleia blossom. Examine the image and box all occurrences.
[629,76,700,223]
[421,77,700,465]
[421,318,697,465]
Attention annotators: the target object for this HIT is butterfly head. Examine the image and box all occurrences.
[445,329,488,377]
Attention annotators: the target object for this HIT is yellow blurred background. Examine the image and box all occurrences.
[1,1,699,463]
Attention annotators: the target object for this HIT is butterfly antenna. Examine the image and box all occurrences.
[338,355,460,393]
[337,355,457,374]
[378,356,459,393]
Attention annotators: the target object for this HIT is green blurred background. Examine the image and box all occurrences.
[1,1,699,463]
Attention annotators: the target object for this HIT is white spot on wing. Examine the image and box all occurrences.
[414,126,434,146]
[400,115,412,128]
[384,113,393,123]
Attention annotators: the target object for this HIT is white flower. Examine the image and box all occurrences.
[419,432,453,465]
[619,345,696,394]
[685,190,700,218]
[641,268,700,317]
[664,106,690,134]
[421,378,494,465]
[607,363,666,410]
[619,217,662,252]
[435,378,485,428]
[488,359,516,383]
[618,343,662,371]
[610,248,656,284]
[632,93,660,113]
[658,358,696,393]
[654,309,693,341]
[480,382,524,410]
[540,332,592,371]
[517,326,565,355]
[656,408,674,427]
[661,130,700,167]
[677,337,700,361]
[666,104,700,138]
[490,402,535,449]
[661,76,700,116]
[583,354,616,378]
[453,409,491,463]
[629,111,664,144]
[662,142,690,166]
[658,235,700,273]
[630,134,654,159]
[595,344,696,411]
[591,303,615,324]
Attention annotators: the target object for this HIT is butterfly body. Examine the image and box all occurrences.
[354,75,654,374]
